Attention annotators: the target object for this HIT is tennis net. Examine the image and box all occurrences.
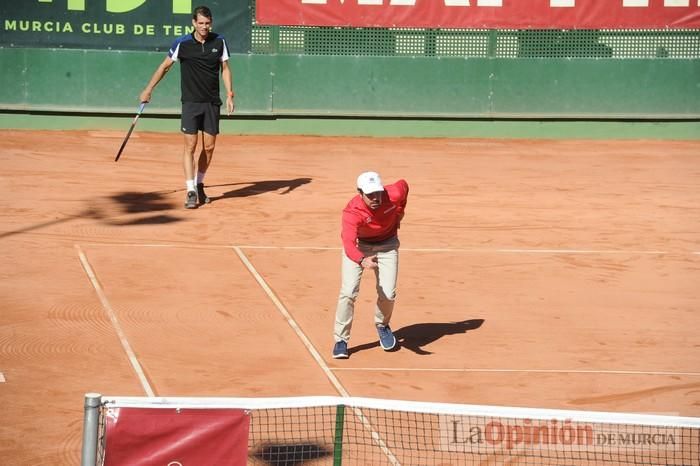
[84,394,700,466]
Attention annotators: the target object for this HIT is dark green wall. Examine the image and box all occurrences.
[1,47,698,118]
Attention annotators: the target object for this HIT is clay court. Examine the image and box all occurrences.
[1,129,699,464]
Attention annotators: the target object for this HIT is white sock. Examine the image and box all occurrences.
[196,171,206,185]
[186,179,195,192]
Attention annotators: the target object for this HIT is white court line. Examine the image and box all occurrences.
[231,246,349,397]
[76,245,155,398]
[78,242,235,250]
[239,245,671,255]
[331,368,700,377]
[77,241,695,256]
[483,248,668,255]
[232,246,402,466]
[239,245,338,251]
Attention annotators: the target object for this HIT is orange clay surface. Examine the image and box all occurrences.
[0,130,699,464]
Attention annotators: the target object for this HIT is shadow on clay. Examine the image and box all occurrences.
[349,318,485,356]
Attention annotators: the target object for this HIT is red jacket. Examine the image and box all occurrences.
[341,179,409,263]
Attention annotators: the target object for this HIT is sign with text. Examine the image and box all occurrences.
[1,0,251,51]
[438,414,689,462]
[255,0,700,29]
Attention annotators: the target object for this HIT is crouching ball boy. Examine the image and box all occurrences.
[332,171,409,359]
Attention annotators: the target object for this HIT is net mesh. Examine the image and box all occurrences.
[98,396,700,466]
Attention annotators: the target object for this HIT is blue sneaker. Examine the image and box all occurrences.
[332,340,349,359]
[377,325,396,351]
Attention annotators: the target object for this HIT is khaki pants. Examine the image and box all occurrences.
[334,236,399,342]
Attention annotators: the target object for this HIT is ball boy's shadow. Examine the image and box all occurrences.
[349,319,484,356]
[396,319,485,355]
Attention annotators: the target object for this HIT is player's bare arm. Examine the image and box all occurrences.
[139,57,175,103]
[222,60,234,115]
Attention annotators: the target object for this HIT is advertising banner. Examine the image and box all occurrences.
[103,407,250,466]
[255,0,700,29]
[0,0,251,52]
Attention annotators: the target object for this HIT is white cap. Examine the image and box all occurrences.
[356,171,384,194]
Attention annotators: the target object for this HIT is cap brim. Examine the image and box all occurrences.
[362,185,384,194]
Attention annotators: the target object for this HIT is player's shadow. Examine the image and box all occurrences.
[107,191,181,225]
[210,178,312,200]
[349,319,484,356]
[0,192,180,239]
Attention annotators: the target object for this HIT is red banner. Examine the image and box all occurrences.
[256,1,700,29]
[104,407,249,466]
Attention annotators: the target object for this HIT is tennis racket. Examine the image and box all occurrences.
[115,102,147,162]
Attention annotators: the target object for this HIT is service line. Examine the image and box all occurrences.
[331,367,700,377]
[76,241,692,256]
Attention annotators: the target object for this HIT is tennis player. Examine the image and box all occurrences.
[139,5,234,209]
[332,171,409,359]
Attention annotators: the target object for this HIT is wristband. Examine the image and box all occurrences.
[227,91,234,97]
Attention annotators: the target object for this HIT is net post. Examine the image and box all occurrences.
[333,403,345,466]
[80,392,102,466]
